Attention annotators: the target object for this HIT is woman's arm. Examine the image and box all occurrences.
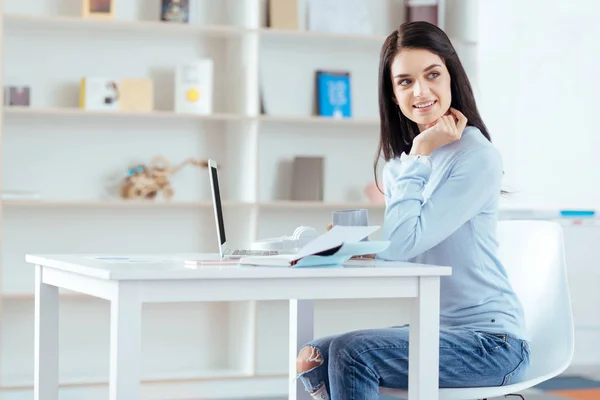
[376,145,502,261]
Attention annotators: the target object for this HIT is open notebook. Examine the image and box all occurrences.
[238,225,390,267]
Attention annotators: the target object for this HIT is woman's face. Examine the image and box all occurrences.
[390,48,451,129]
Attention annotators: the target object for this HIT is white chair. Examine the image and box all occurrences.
[380,220,575,400]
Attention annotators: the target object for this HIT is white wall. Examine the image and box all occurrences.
[476,0,600,373]
[478,0,600,209]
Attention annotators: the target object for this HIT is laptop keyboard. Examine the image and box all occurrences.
[226,249,279,256]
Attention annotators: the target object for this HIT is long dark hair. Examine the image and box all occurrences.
[374,21,491,188]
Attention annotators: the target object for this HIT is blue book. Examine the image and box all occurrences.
[316,71,352,118]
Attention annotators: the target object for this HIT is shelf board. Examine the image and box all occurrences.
[259,27,386,44]
[2,200,384,209]
[4,14,389,43]
[4,14,249,38]
[1,200,256,208]
[2,200,211,207]
[258,201,385,210]
[0,369,280,390]
[259,114,380,127]
[3,106,247,122]
[2,200,382,208]
[5,108,379,127]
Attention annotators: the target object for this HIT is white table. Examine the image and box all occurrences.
[26,253,451,400]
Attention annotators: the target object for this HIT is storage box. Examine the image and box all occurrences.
[268,0,298,30]
[4,86,31,106]
[82,0,114,18]
[119,79,154,112]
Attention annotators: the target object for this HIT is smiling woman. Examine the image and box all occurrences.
[293,21,531,400]
[392,55,451,129]
[375,20,491,172]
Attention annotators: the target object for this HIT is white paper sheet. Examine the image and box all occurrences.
[294,225,380,259]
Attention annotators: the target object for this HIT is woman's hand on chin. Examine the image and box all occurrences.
[411,108,468,156]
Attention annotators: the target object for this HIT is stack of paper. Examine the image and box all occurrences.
[238,225,389,267]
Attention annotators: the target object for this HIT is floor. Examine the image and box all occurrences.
[490,376,600,399]
[377,375,600,400]
[265,375,600,400]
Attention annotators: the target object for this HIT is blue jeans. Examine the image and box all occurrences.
[297,326,530,400]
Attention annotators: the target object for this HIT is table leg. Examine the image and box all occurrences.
[289,299,314,400]
[408,276,440,400]
[34,266,59,400]
[109,282,141,400]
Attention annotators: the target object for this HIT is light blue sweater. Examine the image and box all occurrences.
[376,126,528,341]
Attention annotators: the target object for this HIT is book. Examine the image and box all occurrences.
[406,0,438,25]
[174,60,214,114]
[291,156,323,201]
[238,225,390,267]
[79,77,120,111]
[315,70,352,118]
[161,0,191,23]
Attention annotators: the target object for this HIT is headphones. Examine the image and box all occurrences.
[251,226,319,251]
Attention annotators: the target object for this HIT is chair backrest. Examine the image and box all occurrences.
[497,220,574,379]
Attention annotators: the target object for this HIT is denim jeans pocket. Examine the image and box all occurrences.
[502,341,529,386]
[475,331,508,354]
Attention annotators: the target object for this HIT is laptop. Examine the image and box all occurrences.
[208,159,279,259]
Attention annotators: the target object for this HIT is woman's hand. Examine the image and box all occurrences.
[411,107,468,156]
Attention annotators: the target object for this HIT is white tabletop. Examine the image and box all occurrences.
[26,253,452,281]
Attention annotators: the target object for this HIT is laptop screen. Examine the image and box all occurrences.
[210,163,226,246]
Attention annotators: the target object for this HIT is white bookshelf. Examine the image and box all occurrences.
[0,0,480,398]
